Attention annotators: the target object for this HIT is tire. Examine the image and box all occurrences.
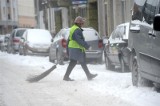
[19,46,22,55]
[120,57,128,72]
[132,56,139,86]
[97,55,103,64]
[7,46,12,54]
[23,47,28,56]
[56,50,64,65]
[104,54,114,70]
[131,55,153,87]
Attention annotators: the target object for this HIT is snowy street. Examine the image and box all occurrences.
[0,52,160,106]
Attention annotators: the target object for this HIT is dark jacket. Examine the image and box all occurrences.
[67,26,90,63]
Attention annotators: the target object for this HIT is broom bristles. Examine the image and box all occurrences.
[26,65,57,83]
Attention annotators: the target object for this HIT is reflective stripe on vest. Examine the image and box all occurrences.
[68,25,85,52]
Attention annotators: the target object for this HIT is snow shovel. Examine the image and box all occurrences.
[26,64,57,83]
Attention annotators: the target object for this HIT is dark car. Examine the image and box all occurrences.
[49,28,103,65]
[104,23,130,72]
[128,0,160,87]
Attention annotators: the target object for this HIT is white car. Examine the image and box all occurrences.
[19,29,52,56]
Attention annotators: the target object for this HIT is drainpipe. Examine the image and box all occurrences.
[98,0,106,37]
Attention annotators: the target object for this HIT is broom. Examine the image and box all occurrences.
[26,64,57,83]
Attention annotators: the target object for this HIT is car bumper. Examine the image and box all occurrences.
[26,46,49,56]
[13,44,19,51]
[85,50,103,59]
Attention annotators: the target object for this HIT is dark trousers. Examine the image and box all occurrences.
[64,59,91,78]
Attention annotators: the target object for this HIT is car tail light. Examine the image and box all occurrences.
[13,38,19,43]
[98,39,103,48]
[61,38,67,48]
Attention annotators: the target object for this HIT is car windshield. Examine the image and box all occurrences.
[27,29,52,44]
[59,28,100,41]
[16,30,26,37]
[83,30,99,41]
[62,29,70,39]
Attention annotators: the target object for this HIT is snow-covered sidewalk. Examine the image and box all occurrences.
[0,52,160,106]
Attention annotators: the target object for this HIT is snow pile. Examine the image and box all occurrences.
[0,52,160,106]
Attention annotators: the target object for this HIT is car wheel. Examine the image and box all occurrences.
[19,46,22,55]
[49,48,54,62]
[56,50,64,65]
[120,57,128,72]
[7,46,12,54]
[105,54,114,70]
[23,47,28,56]
[97,55,103,64]
[132,56,139,86]
[131,55,153,87]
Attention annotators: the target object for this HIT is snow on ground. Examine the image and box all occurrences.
[0,52,160,106]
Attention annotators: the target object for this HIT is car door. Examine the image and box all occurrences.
[141,0,160,76]
[129,0,154,74]
[150,0,160,79]
[150,31,160,79]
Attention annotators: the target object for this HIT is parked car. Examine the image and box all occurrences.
[49,27,103,65]
[7,28,28,53]
[0,35,5,51]
[0,34,10,52]
[104,23,130,72]
[128,0,160,87]
[19,29,52,56]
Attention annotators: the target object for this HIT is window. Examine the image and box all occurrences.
[143,0,159,24]
[8,14,11,20]
[132,0,160,24]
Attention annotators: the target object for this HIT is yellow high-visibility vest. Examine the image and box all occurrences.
[68,25,85,52]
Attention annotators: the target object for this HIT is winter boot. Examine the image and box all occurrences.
[87,73,98,80]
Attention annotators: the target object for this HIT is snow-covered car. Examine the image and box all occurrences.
[7,28,28,53]
[19,29,52,56]
[49,28,103,65]
[104,22,130,72]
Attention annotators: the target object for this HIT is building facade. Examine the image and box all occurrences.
[0,0,18,34]
[17,0,36,28]
[35,0,133,37]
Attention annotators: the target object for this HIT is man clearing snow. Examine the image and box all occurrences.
[63,16,98,81]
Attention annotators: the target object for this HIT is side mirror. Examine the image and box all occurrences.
[153,14,160,31]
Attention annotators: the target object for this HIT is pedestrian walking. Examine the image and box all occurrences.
[63,16,98,81]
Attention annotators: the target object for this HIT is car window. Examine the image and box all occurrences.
[83,30,99,41]
[53,29,64,42]
[27,30,52,43]
[132,0,159,25]
[62,30,70,39]
[16,29,26,37]
[116,26,124,39]
[143,0,159,24]
[111,26,123,39]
